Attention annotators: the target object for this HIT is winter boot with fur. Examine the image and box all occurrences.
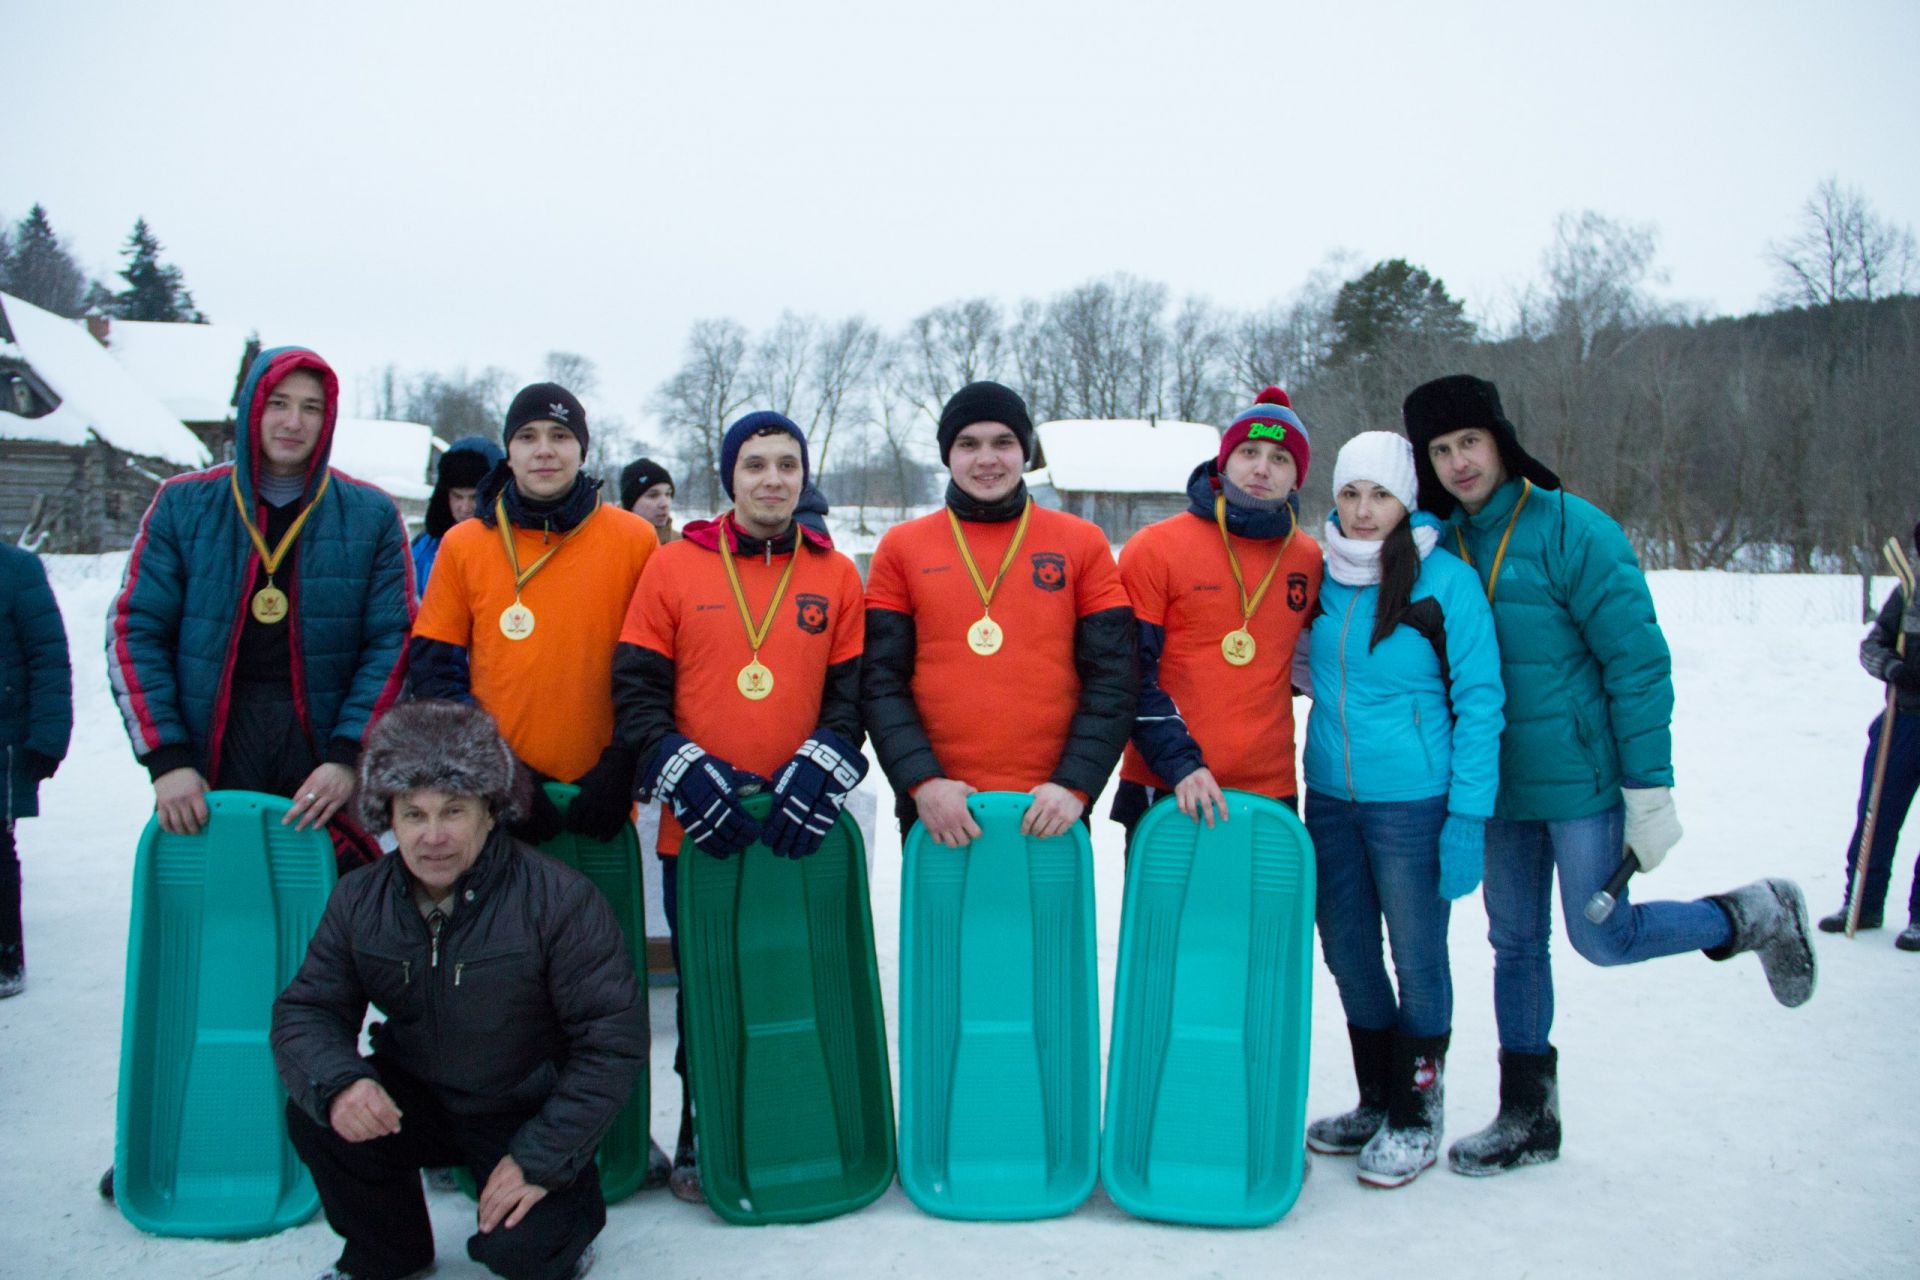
[1307,1024,1393,1156]
[669,1096,702,1204]
[1448,1047,1561,1177]
[1704,878,1816,1007]
[1357,1032,1447,1188]
[641,1138,673,1190]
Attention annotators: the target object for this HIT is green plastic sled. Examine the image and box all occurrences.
[899,792,1099,1221]
[677,792,895,1225]
[455,782,653,1204]
[114,790,335,1238]
[1101,790,1316,1226]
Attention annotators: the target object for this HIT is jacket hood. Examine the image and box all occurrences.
[1183,458,1299,540]
[425,435,507,538]
[233,346,339,507]
[683,510,834,555]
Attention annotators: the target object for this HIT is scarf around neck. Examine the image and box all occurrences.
[1322,513,1441,586]
[945,478,1030,523]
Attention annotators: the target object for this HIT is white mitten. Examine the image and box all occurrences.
[1621,786,1682,872]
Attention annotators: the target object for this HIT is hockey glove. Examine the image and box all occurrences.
[644,733,760,859]
[1620,784,1682,872]
[1437,814,1485,901]
[565,744,641,842]
[506,764,566,846]
[765,728,869,859]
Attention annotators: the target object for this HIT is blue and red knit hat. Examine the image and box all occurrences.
[1219,386,1310,484]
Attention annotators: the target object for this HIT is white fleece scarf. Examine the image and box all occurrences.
[1322,516,1441,586]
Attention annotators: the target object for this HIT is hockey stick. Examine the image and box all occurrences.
[1846,537,1916,937]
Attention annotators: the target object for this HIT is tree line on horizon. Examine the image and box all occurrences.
[0,206,205,324]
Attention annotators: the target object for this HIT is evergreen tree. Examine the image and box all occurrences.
[106,217,208,323]
[1328,258,1473,366]
[0,204,93,318]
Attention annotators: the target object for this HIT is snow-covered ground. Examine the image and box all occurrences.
[3,557,1916,1279]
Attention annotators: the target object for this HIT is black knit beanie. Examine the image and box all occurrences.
[502,382,588,452]
[620,457,675,510]
[937,381,1034,466]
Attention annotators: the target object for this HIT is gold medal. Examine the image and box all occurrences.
[499,600,536,640]
[968,616,1004,655]
[1221,628,1256,666]
[250,584,289,625]
[737,659,774,700]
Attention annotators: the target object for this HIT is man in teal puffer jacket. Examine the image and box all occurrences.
[1403,374,1815,1178]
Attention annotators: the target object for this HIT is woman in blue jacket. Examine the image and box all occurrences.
[1302,432,1504,1189]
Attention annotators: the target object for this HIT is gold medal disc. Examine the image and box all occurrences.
[499,601,537,641]
[1221,628,1256,666]
[968,616,1004,656]
[250,585,289,625]
[737,659,774,700]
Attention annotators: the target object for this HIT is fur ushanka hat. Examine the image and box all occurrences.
[356,700,532,834]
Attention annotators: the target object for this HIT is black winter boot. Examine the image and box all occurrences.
[1817,905,1880,933]
[1306,1024,1393,1156]
[1897,922,1920,953]
[0,943,22,999]
[1448,1047,1561,1177]
[1704,878,1816,1007]
[1357,1032,1447,1188]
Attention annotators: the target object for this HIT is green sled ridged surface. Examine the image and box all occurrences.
[1101,790,1316,1227]
[899,791,1099,1221]
[114,790,334,1238]
[455,783,653,1204]
[678,791,895,1225]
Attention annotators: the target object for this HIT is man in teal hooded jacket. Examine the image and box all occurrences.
[1403,374,1815,1178]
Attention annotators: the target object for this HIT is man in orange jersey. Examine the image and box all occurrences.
[1113,386,1321,842]
[612,410,867,1200]
[410,382,658,846]
[862,381,1136,845]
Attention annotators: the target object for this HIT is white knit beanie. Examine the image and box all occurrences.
[1332,431,1419,513]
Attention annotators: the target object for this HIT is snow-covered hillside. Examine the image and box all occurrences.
[2,556,1914,1279]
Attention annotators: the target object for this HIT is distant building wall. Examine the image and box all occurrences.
[0,437,184,551]
[1054,489,1187,544]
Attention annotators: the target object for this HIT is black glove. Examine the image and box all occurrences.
[564,744,641,842]
[643,733,760,859]
[22,749,60,782]
[507,765,566,845]
[1861,643,1903,686]
[765,729,867,859]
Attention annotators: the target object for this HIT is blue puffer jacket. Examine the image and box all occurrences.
[107,347,416,779]
[1,544,72,821]
[1303,513,1505,816]
[1446,477,1672,821]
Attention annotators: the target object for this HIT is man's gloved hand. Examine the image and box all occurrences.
[765,729,868,859]
[23,749,59,782]
[1860,642,1904,686]
[1437,814,1485,900]
[1621,785,1682,872]
[506,765,565,846]
[564,744,641,842]
[643,733,760,859]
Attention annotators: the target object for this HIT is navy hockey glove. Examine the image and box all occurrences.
[644,733,760,859]
[765,729,868,859]
[565,744,641,842]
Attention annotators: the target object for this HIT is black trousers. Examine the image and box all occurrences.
[285,1056,604,1280]
[1,821,19,960]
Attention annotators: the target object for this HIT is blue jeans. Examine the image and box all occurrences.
[1841,710,1920,923]
[1482,805,1732,1053]
[1308,793,1453,1038]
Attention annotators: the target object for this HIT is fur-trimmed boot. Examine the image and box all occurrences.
[1357,1032,1447,1188]
[1448,1047,1561,1177]
[1704,878,1816,1007]
[669,1095,702,1204]
[1306,1024,1393,1156]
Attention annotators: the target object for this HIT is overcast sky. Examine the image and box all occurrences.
[10,0,1918,446]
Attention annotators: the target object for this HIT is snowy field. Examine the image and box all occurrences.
[3,556,1917,1280]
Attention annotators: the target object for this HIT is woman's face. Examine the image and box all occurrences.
[392,788,494,895]
[1335,481,1408,542]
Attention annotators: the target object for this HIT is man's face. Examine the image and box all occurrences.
[447,486,478,524]
[732,433,803,533]
[1222,439,1297,500]
[392,788,493,896]
[949,422,1024,502]
[631,482,673,529]
[258,370,327,477]
[507,421,583,501]
[1425,427,1508,513]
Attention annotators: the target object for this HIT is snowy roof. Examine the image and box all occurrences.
[0,291,210,468]
[101,318,250,425]
[1032,418,1220,493]
[330,417,435,500]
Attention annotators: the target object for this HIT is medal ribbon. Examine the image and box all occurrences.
[494,493,584,598]
[1453,478,1533,606]
[718,515,801,657]
[946,498,1034,618]
[231,469,331,583]
[1213,495,1293,628]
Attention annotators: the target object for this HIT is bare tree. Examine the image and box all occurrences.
[1771,178,1916,308]
[805,317,881,476]
[1543,210,1666,364]
[749,312,818,417]
[650,319,751,508]
[543,350,600,399]
[901,298,1006,424]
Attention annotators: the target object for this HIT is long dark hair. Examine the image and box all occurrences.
[1369,516,1419,651]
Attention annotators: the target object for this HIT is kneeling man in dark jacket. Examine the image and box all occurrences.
[272,700,645,1280]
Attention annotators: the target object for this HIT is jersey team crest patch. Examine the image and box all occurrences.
[795,592,829,634]
[1031,552,1067,592]
[1286,572,1309,611]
